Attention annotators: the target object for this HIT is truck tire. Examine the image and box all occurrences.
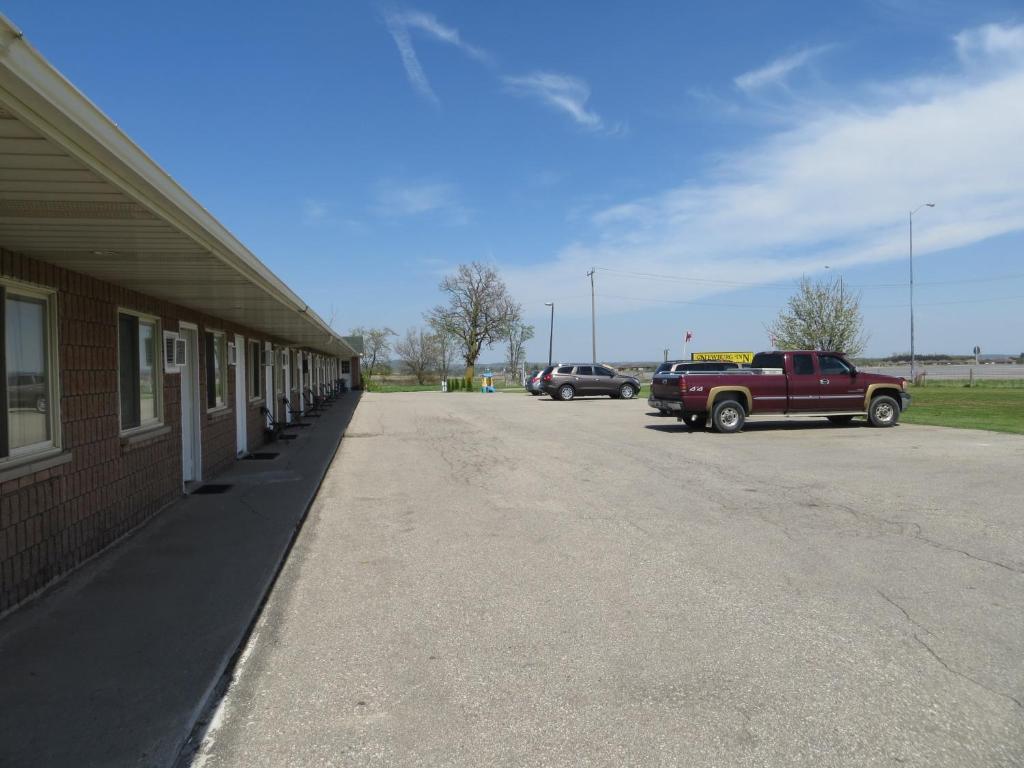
[557,384,576,402]
[827,415,854,425]
[711,399,745,433]
[868,395,900,427]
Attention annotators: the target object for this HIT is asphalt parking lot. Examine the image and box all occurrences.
[193,391,1024,767]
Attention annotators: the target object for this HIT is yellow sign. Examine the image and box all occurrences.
[692,351,754,363]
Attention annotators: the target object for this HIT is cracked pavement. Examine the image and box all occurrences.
[192,392,1024,767]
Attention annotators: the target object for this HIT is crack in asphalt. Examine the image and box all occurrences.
[910,533,1024,575]
[876,589,1023,712]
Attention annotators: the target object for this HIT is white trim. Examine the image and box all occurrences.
[116,308,163,435]
[0,277,62,460]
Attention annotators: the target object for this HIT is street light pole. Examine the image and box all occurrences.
[544,302,554,367]
[587,267,596,364]
[909,203,935,383]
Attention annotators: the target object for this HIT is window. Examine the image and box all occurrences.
[820,355,853,375]
[342,359,350,375]
[249,340,262,399]
[752,352,785,369]
[595,366,614,377]
[2,284,59,458]
[204,331,227,409]
[793,354,815,375]
[556,366,573,374]
[118,311,161,431]
[575,366,593,376]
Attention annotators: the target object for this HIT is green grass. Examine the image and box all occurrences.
[364,382,442,393]
[902,384,1024,434]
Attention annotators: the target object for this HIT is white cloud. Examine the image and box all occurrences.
[954,22,1024,65]
[503,24,1024,318]
[735,45,832,92]
[374,181,468,224]
[384,10,490,105]
[392,10,492,63]
[503,72,606,130]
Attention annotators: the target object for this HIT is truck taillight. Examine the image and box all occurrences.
[678,374,687,391]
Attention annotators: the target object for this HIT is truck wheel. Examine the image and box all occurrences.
[557,384,575,402]
[827,415,854,425]
[711,400,745,433]
[619,383,636,400]
[868,395,900,427]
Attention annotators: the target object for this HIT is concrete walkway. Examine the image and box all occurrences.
[0,393,361,768]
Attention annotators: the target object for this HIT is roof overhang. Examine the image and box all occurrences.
[0,15,355,359]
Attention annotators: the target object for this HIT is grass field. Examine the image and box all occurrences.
[902,382,1024,434]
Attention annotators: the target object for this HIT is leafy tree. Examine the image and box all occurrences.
[349,326,396,388]
[395,327,440,385]
[424,262,522,380]
[505,322,535,384]
[765,276,868,357]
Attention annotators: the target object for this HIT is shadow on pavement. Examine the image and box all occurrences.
[644,418,870,434]
[0,393,361,768]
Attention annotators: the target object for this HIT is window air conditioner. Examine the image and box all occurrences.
[163,332,184,373]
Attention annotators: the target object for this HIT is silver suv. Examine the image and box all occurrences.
[541,363,641,401]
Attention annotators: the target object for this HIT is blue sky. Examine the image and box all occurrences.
[6,1,1024,361]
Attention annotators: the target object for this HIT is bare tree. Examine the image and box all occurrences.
[505,322,535,385]
[765,276,868,357]
[349,326,396,387]
[428,324,457,378]
[424,262,522,381]
[394,328,440,385]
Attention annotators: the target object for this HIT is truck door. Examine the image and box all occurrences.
[788,353,822,411]
[817,353,865,412]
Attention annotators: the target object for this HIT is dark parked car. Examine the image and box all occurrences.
[526,367,549,395]
[8,372,47,412]
[648,361,739,415]
[541,363,641,401]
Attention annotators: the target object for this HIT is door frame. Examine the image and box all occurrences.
[179,322,202,484]
[234,333,247,456]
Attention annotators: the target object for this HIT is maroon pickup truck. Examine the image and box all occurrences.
[648,350,910,433]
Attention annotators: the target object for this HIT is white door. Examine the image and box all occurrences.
[234,333,247,456]
[264,342,273,428]
[179,326,201,483]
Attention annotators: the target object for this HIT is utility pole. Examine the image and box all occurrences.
[587,267,596,364]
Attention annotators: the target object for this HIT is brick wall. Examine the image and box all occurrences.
[0,247,333,613]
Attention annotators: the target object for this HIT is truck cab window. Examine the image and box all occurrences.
[820,356,852,375]
[793,354,814,375]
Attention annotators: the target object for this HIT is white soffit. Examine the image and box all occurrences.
[0,16,354,358]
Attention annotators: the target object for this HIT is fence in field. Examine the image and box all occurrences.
[857,364,1022,384]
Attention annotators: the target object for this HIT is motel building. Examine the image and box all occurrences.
[0,17,361,613]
